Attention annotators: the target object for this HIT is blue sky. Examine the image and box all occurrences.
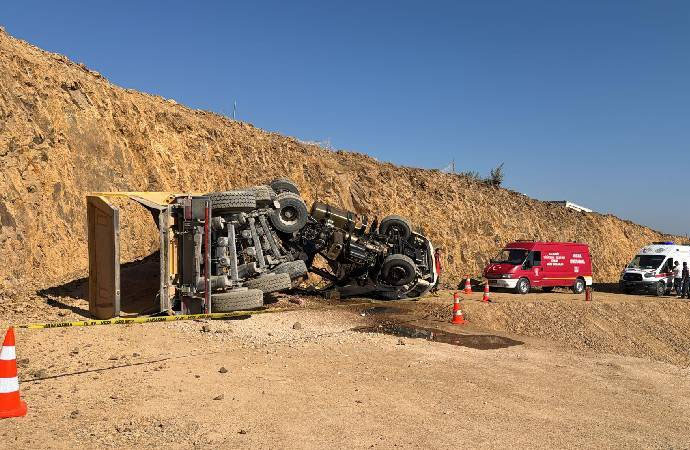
[3,1,689,234]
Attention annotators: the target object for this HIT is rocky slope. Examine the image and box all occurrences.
[0,28,681,297]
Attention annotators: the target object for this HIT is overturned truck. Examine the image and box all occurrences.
[87,179,437,319]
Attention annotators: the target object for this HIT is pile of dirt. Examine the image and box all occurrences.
[0,28,681,297]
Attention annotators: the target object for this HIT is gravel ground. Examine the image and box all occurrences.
[1,289,690,448]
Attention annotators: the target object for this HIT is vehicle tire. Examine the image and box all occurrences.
[250,185,276,206]
[381,254,417,286]
[271,260,308,280]
[207,190,257,212]
[269,192,308,233]
[379,215,412,240]
[572,278,586,294]
[269,178,300,196]
[211,288,263,312]
[515,277,530,295]
[654,281,665,297]
[245,273,293,293]
[542,286,554,293]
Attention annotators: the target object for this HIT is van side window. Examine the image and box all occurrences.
[531,251,541,267]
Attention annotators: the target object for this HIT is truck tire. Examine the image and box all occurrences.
[379,215,412,241]
[269,178,300,196]
[245,273,293,293]
[572,278,586,294]
[271,260,308,280]
[250,185,276,206]
[269,192,308,233]
[211,289,263,312]
[515,277,530,295]
[207,191,257,212]
[381,254,417,286]
[654,281,665,297]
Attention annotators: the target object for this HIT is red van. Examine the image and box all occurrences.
[483,241,593,294]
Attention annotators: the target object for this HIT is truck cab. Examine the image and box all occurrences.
[619,242,690,296]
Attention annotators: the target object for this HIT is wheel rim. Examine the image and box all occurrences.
[280,205,298,225]
[387,265,411,285]
[387,224,405,238]
[519,280,528,293]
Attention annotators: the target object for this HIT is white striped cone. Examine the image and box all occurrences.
[0,327,27,419]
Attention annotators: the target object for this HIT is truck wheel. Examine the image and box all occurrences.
[245,273,293,293]
[542,286,554,293]
[654,282,665,297]
[271,260,308,280]
[269,178,300,196]
[381,254,417,286]
[207,191,257,212]
[211,289,263,312]
[379,215,412,240]
[269,192,308,233]
[515,277,530,295]
[250,185,276,207]
[572,278,586,294]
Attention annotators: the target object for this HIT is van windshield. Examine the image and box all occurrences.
[628,255,665,270]
[493,249,529,265]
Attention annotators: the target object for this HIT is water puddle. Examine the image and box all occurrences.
[353,323,522,350]
[361,306,409,315]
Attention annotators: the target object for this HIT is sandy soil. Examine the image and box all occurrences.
[2,290,690,449]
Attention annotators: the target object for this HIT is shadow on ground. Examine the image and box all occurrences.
[37,252,161,318]
[592,283,620,294]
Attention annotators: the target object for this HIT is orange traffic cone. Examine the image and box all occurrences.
[482,282,491,303]
[451,293,466,325]
[463,275,472,295]
[0,327,27,419]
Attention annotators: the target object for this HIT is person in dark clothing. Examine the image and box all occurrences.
[682,262,690,299]
[430,248,443,293]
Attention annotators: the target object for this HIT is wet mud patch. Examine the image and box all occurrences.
[354,322,522,350]
[361,306,410,315]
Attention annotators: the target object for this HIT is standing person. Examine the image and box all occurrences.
[431,248,443,293]
[682,262,690,299]
[674,261,683,297]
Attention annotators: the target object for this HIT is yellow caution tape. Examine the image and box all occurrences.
[16,302,376,329]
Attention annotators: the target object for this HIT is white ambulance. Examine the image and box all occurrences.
[619,242,690,296]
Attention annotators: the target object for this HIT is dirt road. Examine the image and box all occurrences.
[2,290,690,448]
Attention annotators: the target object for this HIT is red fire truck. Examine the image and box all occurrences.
[483,241,593,294]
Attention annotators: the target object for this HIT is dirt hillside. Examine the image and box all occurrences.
[0,28,681,297]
